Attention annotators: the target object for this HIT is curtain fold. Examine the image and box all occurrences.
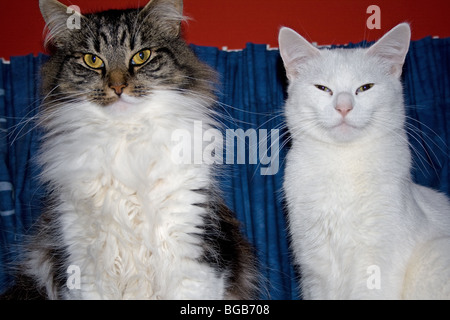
[0,38,448,299]
[403,37,450,195]
[192,45,297,299]
[0,54,47,291]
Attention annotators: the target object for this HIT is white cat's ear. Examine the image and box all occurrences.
[367,23,411,78]
[278,27,321,81]
[39,0,84,48]
[140,0,184,37]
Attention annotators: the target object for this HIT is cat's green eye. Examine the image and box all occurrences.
[356,83,374,94]
[315,84,333,95]
[83,54,104,69]
[131,49,152,66]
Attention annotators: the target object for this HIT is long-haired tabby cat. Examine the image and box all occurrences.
[2,0,258,299]
[279,23,450,299]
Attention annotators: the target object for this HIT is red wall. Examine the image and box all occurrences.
[1,0,449,59]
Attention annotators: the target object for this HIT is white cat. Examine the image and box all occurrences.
[279,23,450,299]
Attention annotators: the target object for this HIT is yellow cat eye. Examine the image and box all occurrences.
[314,84,333,95]
[356,83,374,94]
[83,54,104,69]
[131,49,152,66]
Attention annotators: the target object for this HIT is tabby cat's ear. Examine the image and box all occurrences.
[39,0,84,48]
[139,0,184,37]
[278,27,321,81]
[366,23,411,78]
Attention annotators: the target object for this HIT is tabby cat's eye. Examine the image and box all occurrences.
[83,54,104,69]
[131,49,152,66]
[356,83,374,94]
[314,84,333,95]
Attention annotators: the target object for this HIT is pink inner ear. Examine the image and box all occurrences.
[279,27,321,80]
[367,47,406,78]
[284,57,307,80]
[390,65,402,77]
[366,23,411,78]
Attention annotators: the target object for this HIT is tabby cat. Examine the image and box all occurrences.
[2,0,258,299]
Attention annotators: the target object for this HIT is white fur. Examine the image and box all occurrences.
[279,24,450,299]
[36,91,226,299]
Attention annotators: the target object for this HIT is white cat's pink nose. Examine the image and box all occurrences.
[335,92,354,117]
[336,104,353,117]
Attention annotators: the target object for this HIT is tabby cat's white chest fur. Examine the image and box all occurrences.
[40,92,223,299]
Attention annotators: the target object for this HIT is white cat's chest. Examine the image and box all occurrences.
[285,141,384,213]
[284,140,411,299]
[286,147,379,261]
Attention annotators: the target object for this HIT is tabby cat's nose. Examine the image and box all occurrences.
[109,83,127,96]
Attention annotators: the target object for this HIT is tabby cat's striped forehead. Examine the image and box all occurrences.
[69,9,169,55]
[86,10,141,52]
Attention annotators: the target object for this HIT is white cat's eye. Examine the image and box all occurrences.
[131,49,152,66]
[356,83,374,95]
[83,54,105,69]
[314,84,333,95]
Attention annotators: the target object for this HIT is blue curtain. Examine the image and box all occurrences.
[0,37,449,299]
[0,54,47,294]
